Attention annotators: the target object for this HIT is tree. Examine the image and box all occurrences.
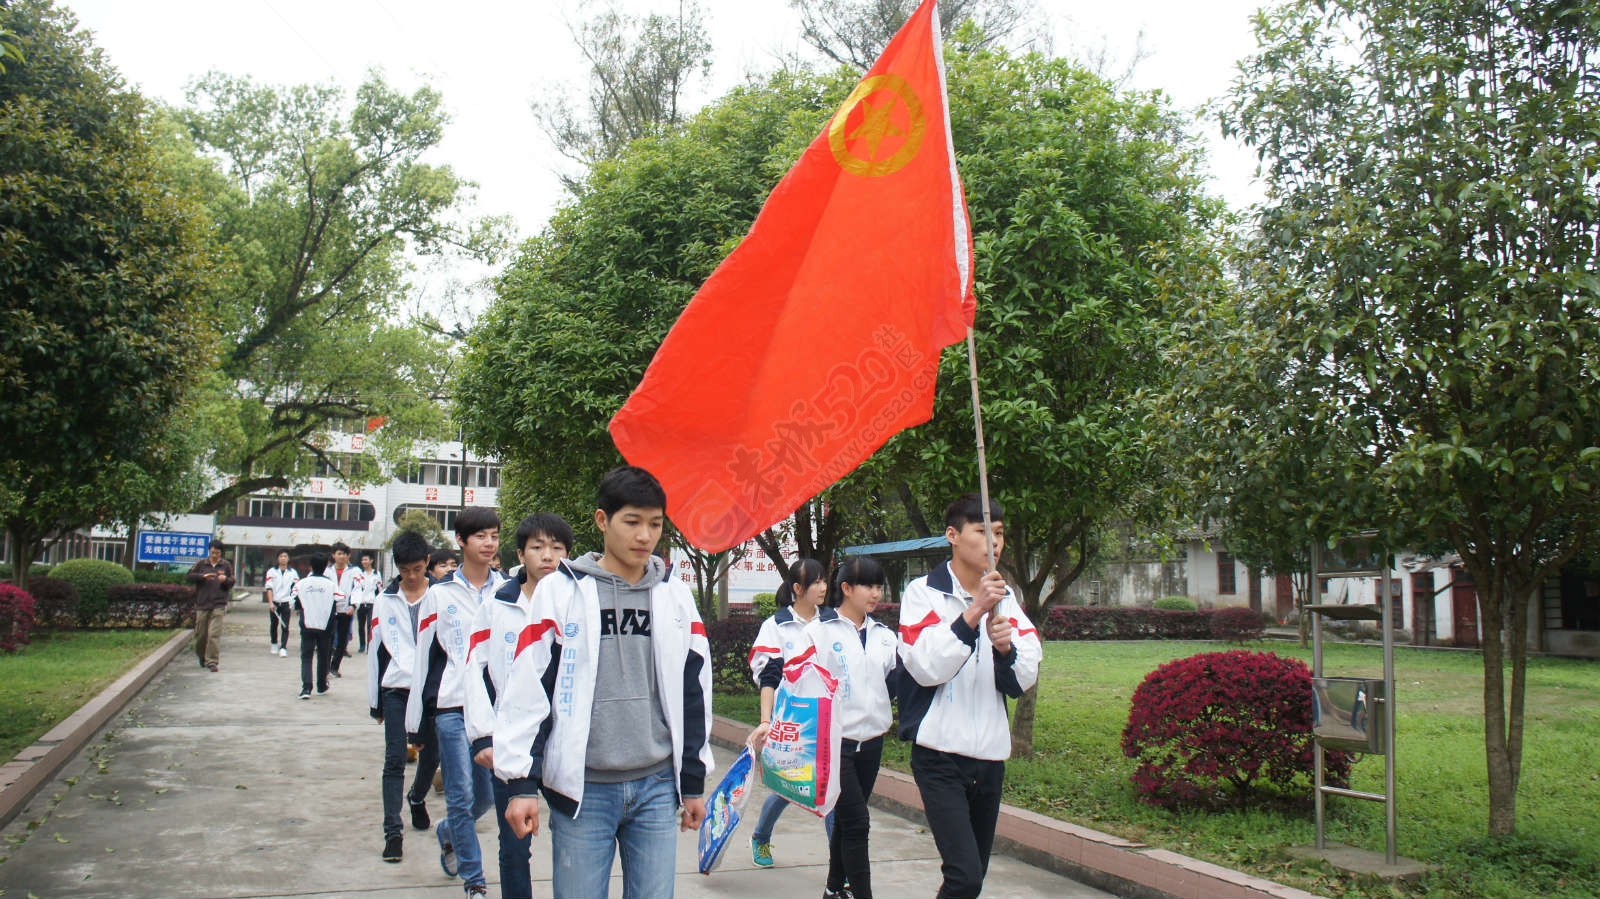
[1200,0,1600,837]
[789,0,1037,69]
[172,71,502,515]
[533,0,713,184]
[388,508,453,551]
[0,0,218,589]
[886,46,1226,755]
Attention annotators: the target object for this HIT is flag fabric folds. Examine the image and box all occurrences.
[608,0,974,551]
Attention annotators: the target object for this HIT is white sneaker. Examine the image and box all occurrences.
[279,648,288,657]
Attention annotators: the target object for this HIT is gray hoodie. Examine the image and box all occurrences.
[569,552,675,782]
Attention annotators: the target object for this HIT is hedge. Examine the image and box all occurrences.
[19,577,79,629]
[104,584,197,629]
[703,604,1268,694]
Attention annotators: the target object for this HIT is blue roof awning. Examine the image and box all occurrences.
[839,536,948,560]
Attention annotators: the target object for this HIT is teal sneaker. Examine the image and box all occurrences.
[751,838,774,868]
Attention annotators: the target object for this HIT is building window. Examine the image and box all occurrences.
[1376,578,1403,621]
[1217,552,1236,595]
[91,540,124,564]
[239,495,375,523]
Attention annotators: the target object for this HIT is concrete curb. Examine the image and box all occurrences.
[0,628,192,831]
[709,715,1324,899]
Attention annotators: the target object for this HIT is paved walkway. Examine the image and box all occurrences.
[0,601,1114,899]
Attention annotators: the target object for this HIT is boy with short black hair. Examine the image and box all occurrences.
[464,512,574,899]
[497,466,713,899]
[406,508,505,899]
[328,541,358,676]
[369,532,443,862]
[898,493,1042,899]
[264,549,298,658]
[356,552,379,652]
[429,548,459,583]
[295,552,338,699]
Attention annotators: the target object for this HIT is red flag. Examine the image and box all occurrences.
[608,0,974,551]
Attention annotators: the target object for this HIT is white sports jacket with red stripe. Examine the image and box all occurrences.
[492,558,714,819]
[404,568,506,737]
[747,605,838,690]
[464,575,536,756]
[897,561,1042,761]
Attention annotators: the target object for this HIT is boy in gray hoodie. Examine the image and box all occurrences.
[497,465,713,899]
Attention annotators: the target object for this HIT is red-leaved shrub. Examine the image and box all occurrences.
[1121,650,1351,808]
[0,583,38,652]
[23,576,79,629]
[1210,606,1266,643]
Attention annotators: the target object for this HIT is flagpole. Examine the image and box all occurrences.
[964,327,998,572]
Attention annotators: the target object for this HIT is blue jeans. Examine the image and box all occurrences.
[434,709,494,888]
[550,767,680,899]
[751,792,835,844]
[492,776,534,899]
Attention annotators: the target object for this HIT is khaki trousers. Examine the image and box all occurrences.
[194,607,227,668]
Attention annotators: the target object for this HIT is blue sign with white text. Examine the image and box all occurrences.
[136,531,212,564]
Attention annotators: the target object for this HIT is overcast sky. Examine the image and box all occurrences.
[64,0,1269,301]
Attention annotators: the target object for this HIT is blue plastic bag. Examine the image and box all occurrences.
[697,746,757,874]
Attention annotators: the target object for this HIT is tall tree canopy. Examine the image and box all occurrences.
[0,0,218,586]
[532,0,714,183]
[790,0,1037,69]
[1163,0,1600,837]
[173,71,503,514]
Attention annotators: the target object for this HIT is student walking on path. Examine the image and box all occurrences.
[265,549,298,658]
[406,508,505,899]
[784,556,898,899]
[744,558,835,869]
[295,553,338,699]
[464,512,573,899]
[187,540,234,672]
[497,466,713,899]
[368,532,442,863]
[898,494,1042,899]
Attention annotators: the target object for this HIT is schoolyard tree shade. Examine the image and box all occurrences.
[0,0,219,590]
[1211,0,1600,837]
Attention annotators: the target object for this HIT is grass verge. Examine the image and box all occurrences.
[716,640,1600,898]
[0,629,180,765]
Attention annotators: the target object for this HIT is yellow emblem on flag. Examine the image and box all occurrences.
[828,74,926,178]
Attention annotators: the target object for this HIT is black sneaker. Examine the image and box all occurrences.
[298,691,311,700]
[382,835,402,863]
[822,889,856,899]
[409,795,431,831]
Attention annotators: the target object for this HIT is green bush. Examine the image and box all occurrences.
[1153,595,1198,611]
[49,559,134,627]
[0,564,52,581]
[752,592,778,619]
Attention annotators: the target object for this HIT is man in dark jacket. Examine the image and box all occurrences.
[187,540,235,672]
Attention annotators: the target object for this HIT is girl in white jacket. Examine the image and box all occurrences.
[745,558,833,868]
[791,555,897,899]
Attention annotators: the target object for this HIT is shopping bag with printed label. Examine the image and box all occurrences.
[697,746,757,874]
[759,657,840,817]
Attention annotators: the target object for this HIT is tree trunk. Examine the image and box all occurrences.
[1010,684,1038,758]
[6,522,42,592]
[123,525,138,572]
[1476,570,1521,837]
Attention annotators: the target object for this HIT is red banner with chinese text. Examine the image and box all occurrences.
[608,0,973,551]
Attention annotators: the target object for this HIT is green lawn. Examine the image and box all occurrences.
[716,640,1600,898]
[0,629,179,765]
